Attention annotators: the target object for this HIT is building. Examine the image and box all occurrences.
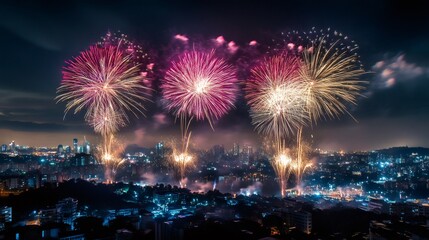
[290,211,312,234]
[9,141,16,152]
[1,144,7,152]
[368,197,388,214]
[83,139,90,154]
[0,206,12,230]
[73,139,78,153]
[153,192,179,207]
[212,145,225,157]
[155,220,184,240]
[389,202,417,219]
[56,198,78,228]
[156,142,165,157]
[39,208,58,225]
[418,203,429,217]
[233,143,240,156]
[40,198,78,228]
[57,145,64,156]
[65,146,71,154]
[70,153,95,166]
[242,145,253,156]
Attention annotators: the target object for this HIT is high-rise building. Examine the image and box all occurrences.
[0,144,7,152]
[0,206,12,230]
[9,141,16,152]
[233,143,240,156]
[242,145,253,156]
[73,138,78,153]
[212,145,225,156]
[57,144,64,155]
[65,146,71,154]
[291,211,312,234]
[155,142,165,157]
[39,207,57,225]
[83,140,91,154]
[56,198,78,228]
[368,197,388,214]
[85,144,90,154]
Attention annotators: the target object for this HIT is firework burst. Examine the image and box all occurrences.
[97,134,126,183]
[299,40,366,123]
[57,45,150,182]
[161,50,238,187]
[56,45,150,135]
[272,149,293,198]
[166,135,194,188]
[161,50,238,126]
[245,54,309,145]
[88,108,126,138]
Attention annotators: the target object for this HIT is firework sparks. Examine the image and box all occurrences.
[173,152,193,188]
[272,149,293,198]
[98,30,152,68]
[245,54,309,145]
[249,29,365,196]
[161,50,238,187]
[97,134,126,183]
[272,28,365,123]
[291,129,313,195]
[88,108,126,138]
[288,28,365,193]
[56,45,149,134]
[167,137,194,188]
[161,50,238,126]
[57,44,150,182]
[299,40,366,123]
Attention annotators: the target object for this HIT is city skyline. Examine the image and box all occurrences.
[1,2,429,239]
[0,1,428,151]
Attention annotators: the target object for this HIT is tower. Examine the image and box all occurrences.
[73,138,78,153]
[233,143,240,156]
[57,144,64,155]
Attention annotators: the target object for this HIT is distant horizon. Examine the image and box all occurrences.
[1,132,428,153]
[1,1,428,154]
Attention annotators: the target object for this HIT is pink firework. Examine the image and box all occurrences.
[56,45,149,135]
[161,50,238,124]
[98,31,152,67]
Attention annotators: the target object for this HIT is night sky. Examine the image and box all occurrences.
[0,0,428,151]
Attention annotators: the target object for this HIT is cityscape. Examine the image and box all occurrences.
[0,140,428,239]
[1,1,429,240]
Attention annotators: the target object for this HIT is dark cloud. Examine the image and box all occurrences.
[0,119,84,132]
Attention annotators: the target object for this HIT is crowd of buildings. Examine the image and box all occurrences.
[0,139,428,239]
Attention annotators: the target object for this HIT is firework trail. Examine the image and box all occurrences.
[272,149,293,198]
[292,129,313,195]
[287,28,365,194]
[161,50,238,187]
[247,28,365,196]
[245,53,307,197]
[97,134,126,183]
[57,44,150,182]
[295,34,364,194]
